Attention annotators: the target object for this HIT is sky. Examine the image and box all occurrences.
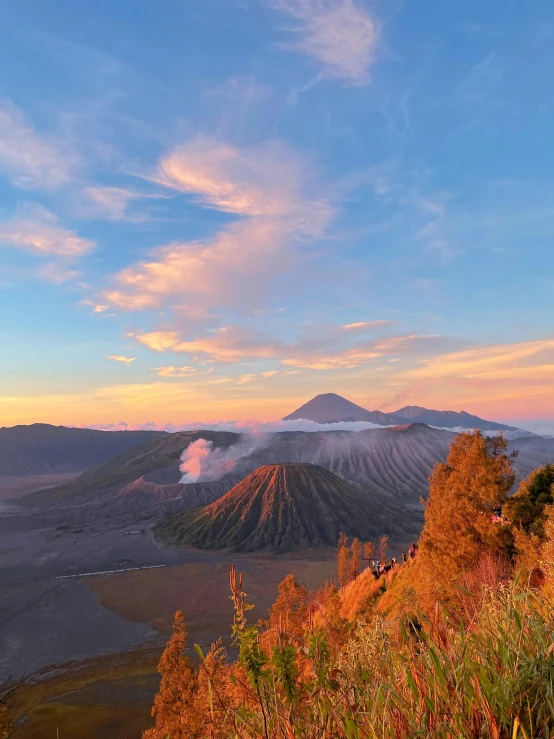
[1,0,553,429]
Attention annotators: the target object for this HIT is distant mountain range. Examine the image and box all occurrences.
[0,423,161,476]
[283,393,528,434]
[0,395,538,482]
[26,424,554,530]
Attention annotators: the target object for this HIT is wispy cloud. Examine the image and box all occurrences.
[0,100,77,189]
[404,338,554,381]
[101,136,332,315]
[132,322,448,372]
[107,355,136,364]
[80,186,140,220]
[383,338,554,419]
[36,262,80,284]
[282,334,446,370]
[154,365,213,378]
[78,186,169,221]
[341,320,392,331]
[204,74,271,104]
[156,136,307,216]
[0,203,95,256]
[270,0,379,84]
[135,326,283,362]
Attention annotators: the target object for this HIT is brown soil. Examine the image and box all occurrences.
[89,554,336,636]
[8,648,160,739]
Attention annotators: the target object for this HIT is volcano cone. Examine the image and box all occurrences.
[155,463,410,552]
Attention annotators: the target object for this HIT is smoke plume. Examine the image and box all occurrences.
[179,434,269,483]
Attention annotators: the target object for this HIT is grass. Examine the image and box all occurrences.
[211,582,554,738]
[89,557,336,634]
[12,702,150,739]
[6,648,160,739]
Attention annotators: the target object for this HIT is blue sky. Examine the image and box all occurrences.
[1,0,553,427]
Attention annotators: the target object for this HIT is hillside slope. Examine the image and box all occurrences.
[0,423,160,476]
[26,429,240,503]
[155,463,417,552]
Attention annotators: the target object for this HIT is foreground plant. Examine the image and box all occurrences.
[144,569,554,739]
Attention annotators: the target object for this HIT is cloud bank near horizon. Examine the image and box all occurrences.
[78,417,554,438]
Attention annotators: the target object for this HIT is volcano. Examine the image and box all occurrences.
[155,462,414,552]
[283,393,528,434]
[282,393,382,423]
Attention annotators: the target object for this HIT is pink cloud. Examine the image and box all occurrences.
[0,203,95,257]
[154,365,213,378]
[36,262,80,284]
[101,137,332,317]
[103,218,296,313]
[135,325,283,363]
[107,355,136,364]
[132,322,448,371]
[157,136,306,217]
[270,0,379,84]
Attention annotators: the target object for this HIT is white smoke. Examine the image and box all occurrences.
[179,434,270,484]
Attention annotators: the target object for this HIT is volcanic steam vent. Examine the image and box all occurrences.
[155,463,404,552]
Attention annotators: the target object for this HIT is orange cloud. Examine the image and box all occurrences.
[2,337,554,427]
[132,324,445,372]
[136,326,282,363]
[0,204,94,256]
[108,355,136,364]
[282,334,446,370]
[405,338,554,380]
[384,337,554,419]
[104,218,294,312]
[157,137,305,217]
[154,365,212,378]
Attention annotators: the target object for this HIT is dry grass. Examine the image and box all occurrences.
[89,557,336,635]
[7,648,160,739]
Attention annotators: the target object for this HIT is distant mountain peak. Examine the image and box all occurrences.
[283,394,529,435]
[282,393,373,424]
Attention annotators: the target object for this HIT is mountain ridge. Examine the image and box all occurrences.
[26,423,554,529]
[0,423,163,476]
[283,393,525,433]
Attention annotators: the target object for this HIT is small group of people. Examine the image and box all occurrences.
[491,506,510,525]
[370,557,397,578]
[370,541,419,578]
